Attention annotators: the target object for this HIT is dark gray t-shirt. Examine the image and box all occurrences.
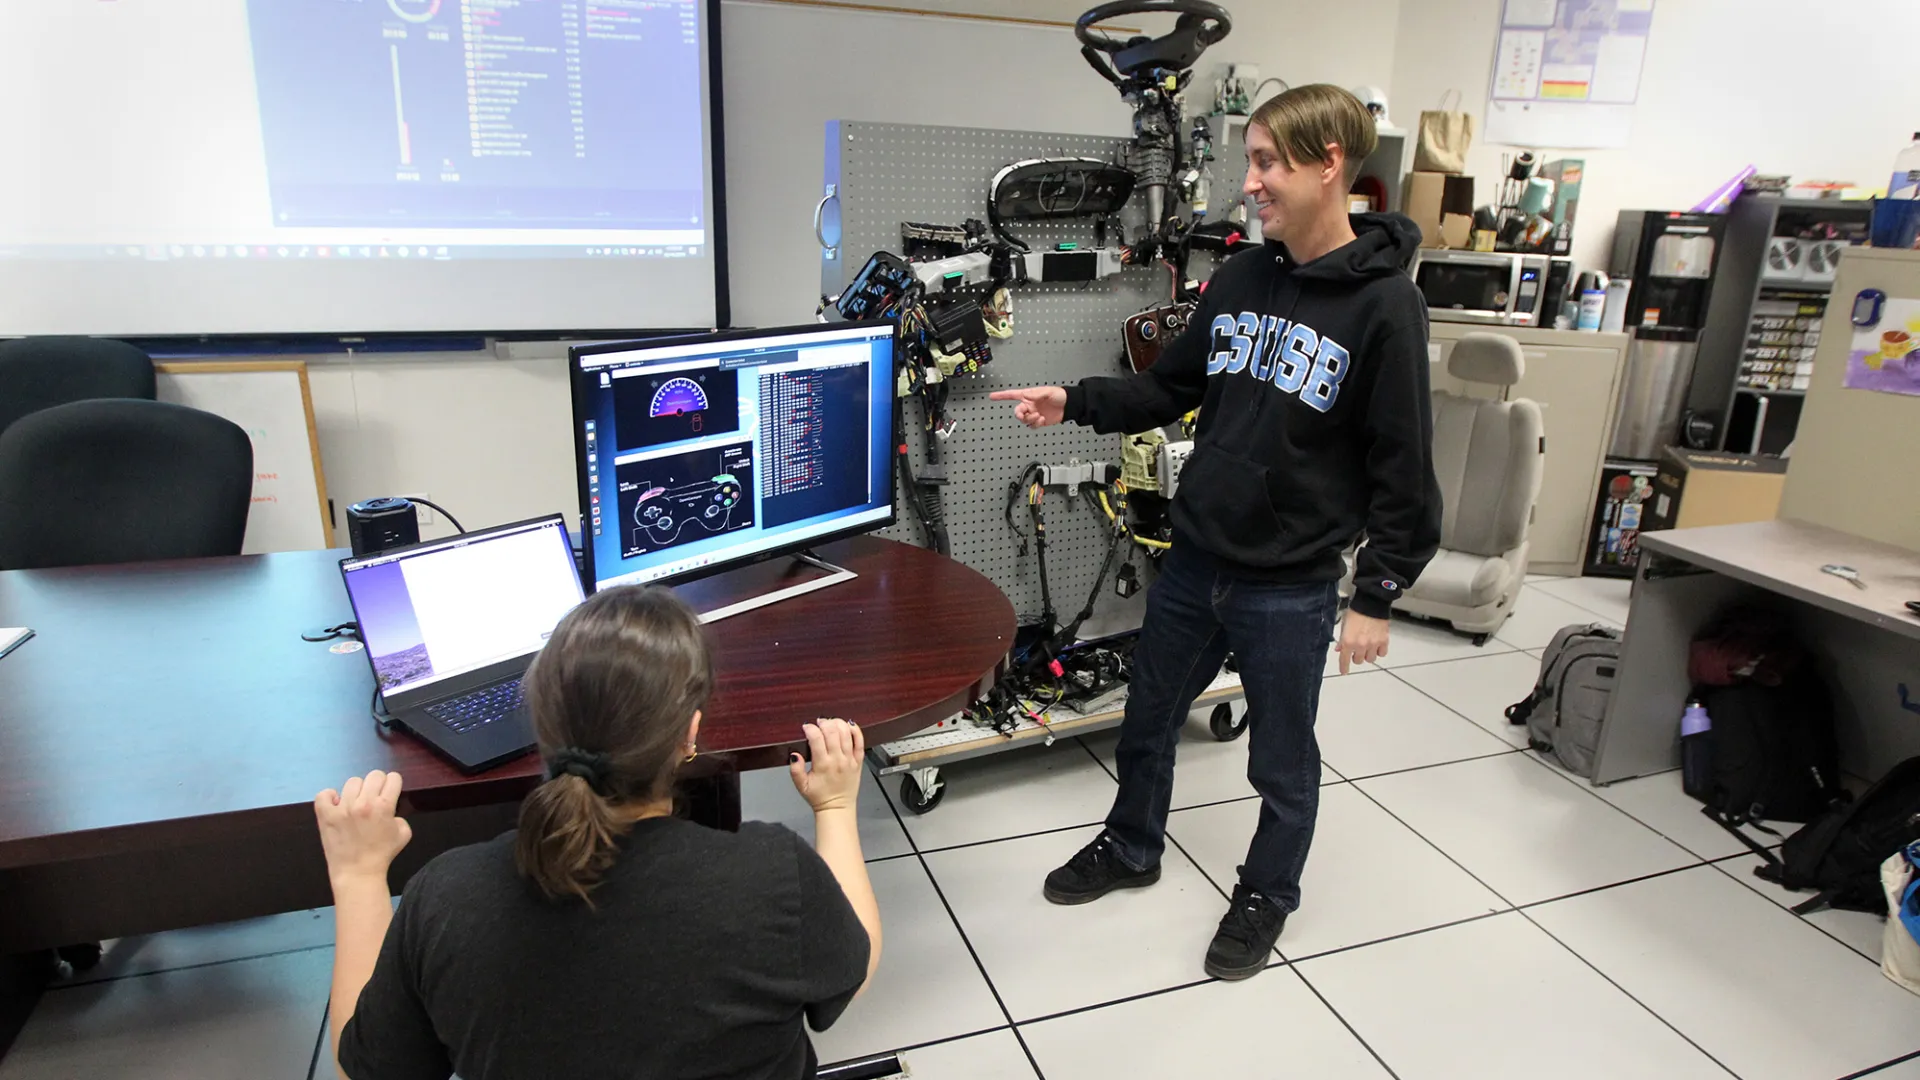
[339,819,869,1080]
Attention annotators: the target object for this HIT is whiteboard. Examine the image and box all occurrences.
[155,361,331,554]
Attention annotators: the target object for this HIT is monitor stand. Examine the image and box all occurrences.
[693,550,858,625]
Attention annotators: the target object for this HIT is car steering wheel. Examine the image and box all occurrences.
[1074,1,1232,79]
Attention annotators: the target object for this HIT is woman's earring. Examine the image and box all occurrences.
[684,745,698,763]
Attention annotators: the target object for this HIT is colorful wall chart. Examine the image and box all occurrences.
[1486,0,1655,149]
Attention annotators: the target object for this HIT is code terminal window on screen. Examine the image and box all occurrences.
[574,323,896,590]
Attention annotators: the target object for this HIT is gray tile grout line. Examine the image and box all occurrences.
[1512,907,1745,1079]
[870,758,1050,1080]
[1274,908,1510,968]
[1157,820,1406,1080]
[891,750,1540,865]
[843,1022,1015,1064]
[308,1002,328,1080]
[1521,580,1634,626]
[1371,655,1543,751]
[1699,856,1887,966]
[1487,733,1898,966]
[1328,642,1743,1078]
[1839,1048,1920,1080]
[1083,729,1408,1080]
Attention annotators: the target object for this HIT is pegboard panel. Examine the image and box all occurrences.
[817,120,1242,626]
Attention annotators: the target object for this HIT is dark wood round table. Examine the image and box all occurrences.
[0,534,1011,957]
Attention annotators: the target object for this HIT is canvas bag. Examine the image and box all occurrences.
[1882,841,1920,995]
[1414,90,1476,174]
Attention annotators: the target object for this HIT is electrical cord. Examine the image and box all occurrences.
[406,498,466,534]
[371,683,398,733]
[1095,488,1171,551]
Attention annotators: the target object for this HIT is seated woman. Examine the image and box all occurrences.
[312,586,881,1080]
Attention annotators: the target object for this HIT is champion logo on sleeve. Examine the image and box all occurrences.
[1381,580,1399,591]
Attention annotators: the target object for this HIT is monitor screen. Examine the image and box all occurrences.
[341,516,584,697]
[572,322,897,591]
[0,0,724,337]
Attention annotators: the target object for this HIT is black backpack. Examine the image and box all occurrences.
[1731,756,1920,915]
[1695,676,1842,827]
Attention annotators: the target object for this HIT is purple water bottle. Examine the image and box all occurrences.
[1681,699,1713,800]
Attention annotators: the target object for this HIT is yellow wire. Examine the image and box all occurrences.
[1095,489,1171,551]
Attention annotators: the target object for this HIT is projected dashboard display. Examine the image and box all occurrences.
[0,0,722,336]
[573,323,897,591]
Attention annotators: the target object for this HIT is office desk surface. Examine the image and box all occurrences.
[0,535,1013,870]
[1638,519,1920,642]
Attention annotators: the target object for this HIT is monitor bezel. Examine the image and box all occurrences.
[566,319,901,594]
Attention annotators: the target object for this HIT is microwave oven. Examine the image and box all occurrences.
[1410,251,1571,326]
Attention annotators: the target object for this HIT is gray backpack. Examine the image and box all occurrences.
[1505,624,1622,777]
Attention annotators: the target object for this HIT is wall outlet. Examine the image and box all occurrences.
[401,493,434,526]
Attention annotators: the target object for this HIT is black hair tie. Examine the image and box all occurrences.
[548,746,614,797]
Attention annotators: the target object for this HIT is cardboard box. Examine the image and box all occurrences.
[1405,171,1475,249]
[1541,158,1583,256]
[1644,449,1787,533]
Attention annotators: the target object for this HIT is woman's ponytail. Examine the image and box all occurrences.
[515,771,629,904]
[512,586,713,904]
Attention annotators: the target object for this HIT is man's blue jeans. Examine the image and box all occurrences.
[1104,542,1340,912]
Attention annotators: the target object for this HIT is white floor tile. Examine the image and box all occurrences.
[1170,786,1506,960]
[1374,616,1515,669]
[0,949,330,1080]
[1315,671,1515,781]
[739,765,912,861]
[922,826,1227,1022]
[1530,575,1634,626]
[1356,754,1694,906]
[54,910,335,988]
[1080,708,1341,812]
[1299,913,1729,1080]
[895,741,1115,853]
[1716,855,1892,962]
[807,858,1005,1063]
[1390,652,1545,750]
[1498,587,1620,650]
[892,1029,1037,1080]
[1591,770,1779,861]
[1021,968,1389,1080]
[1528,865,1920,1080]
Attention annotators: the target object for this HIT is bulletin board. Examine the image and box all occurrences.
[154,361,332,554]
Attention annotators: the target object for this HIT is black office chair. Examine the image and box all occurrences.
[0,336,157,437]
[0,399,253,570]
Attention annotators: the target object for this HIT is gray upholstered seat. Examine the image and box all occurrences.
[1397,332,1545,636]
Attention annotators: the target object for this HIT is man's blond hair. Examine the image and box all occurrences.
[1248,84,1378,184]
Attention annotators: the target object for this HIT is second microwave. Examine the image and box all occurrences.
[1410,251,1567,326]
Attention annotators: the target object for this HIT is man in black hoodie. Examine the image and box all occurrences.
[991,84,1441,980]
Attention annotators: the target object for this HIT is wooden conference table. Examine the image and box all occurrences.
[0,535,1011,1019]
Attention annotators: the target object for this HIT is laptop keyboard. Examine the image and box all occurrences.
[423,681,524,735]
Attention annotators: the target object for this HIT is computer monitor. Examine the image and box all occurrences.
[569,321,897,593]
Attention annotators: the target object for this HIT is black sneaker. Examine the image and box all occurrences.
[1204,883,1287,980]
[1042,832,1161,905]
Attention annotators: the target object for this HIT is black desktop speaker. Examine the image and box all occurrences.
[347,497,421,556]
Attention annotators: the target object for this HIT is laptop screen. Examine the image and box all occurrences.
[341,516,585,698]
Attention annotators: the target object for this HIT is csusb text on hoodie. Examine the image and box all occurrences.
[1062,212,1443,621]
